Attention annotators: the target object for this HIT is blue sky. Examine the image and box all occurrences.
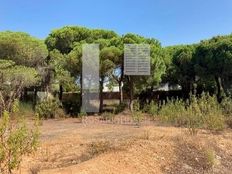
[0,0,232,46]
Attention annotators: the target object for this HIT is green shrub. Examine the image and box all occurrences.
[62,93,81,116]
[158,99,187,126]
[220,96,232,128]
[114,103,127,114]
[35,99,60,119]
[12,99,20,114]
[143,101,158,118]
[185,98,204,135]
[78,109,87,117]
[77,109,87,122]
[226,117,232,128]
[142,103,150,113]
[131,100,143,126]
[204,114,225,131]
[203,148,216,169]
[221,96,232,116]
[133,100,140,112]
[0,111,39,174]
[196,93,225,131]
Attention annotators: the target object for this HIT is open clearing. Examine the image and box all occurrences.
[20,112,232,174]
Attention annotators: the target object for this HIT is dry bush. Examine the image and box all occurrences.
[158,94,225,134]
[87,141,112,156]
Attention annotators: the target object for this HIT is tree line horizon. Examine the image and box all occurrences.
[0,25,232,113]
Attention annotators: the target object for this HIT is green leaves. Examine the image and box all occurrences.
[0,31,48,67]
[0,111,39,173]
[0,60,39,113]
[0,60,40,88]
[100,46,121,76]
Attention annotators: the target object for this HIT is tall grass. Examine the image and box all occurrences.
[157,93,226,134]
[158,98,187,126]
[221,96,232,128]
[143,101,159,119]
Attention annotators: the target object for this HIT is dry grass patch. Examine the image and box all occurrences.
[170,134,218,173]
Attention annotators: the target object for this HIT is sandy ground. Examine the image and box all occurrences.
[18,112,232,174]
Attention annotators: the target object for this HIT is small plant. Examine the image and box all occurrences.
[55,108,66,118]
[79,140,122,163]
[148,101,158,116]
[133,100,140,112]
[35,99,60,119]
[186,96,204,135]
[78,108,87,122]
[203,149,216,169]
[131,100,143,126]
[11,99,20,114]
[88,141,111,157]
[143,101,158,119]
[0,111,39,174]
[132,111,143,127]
[114,103,127,114]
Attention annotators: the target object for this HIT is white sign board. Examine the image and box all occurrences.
[124,44,150,76]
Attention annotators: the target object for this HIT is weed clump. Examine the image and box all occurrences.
[143,101,159,119]
[132,100,144,127]
[0,111,39,174]
[158,93,225,134]
[35,99,61,119]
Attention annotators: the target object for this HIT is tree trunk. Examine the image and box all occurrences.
[22,88,28,101]
[182,81,192,99]
[99,78,104,113]
[59,84,63,101]
[215,76,224,102]
[80,74,83,111]
[129,77,134,111]
[119,80,123,104]
[119,59,124,104]
[33,87,37,110]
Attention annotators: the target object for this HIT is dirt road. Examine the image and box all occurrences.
[20,115,232,174]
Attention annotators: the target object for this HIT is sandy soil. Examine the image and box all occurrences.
[18,112,232,174]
